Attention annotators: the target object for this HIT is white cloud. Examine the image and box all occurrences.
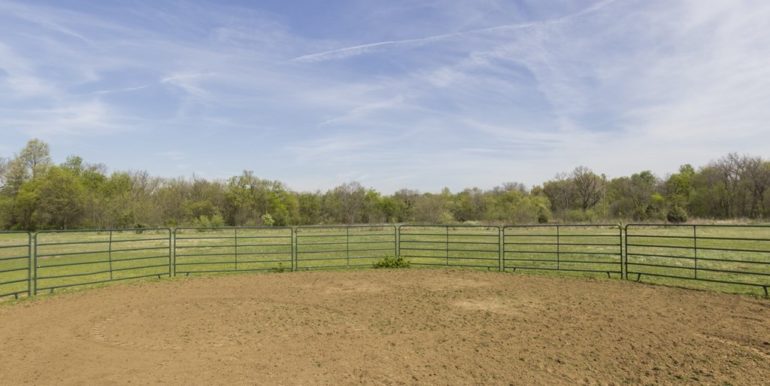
[0,0,767,192]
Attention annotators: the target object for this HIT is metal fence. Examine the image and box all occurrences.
[296,225,396,270]
[34,229,171,294]
[173,227,294,275]
[398,225,500,270]
[0,232,31,299]
[503,225,623,278]
[626,224,770,296]
[1,224,769,300]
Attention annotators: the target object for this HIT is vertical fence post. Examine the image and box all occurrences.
[498,226,504,272]
[234,228,239,272]
[27,232,33,297]
[445,226,450,266]
[346,227,350,268]
[623,225,628,280]
[692,225,698,279]
[171,229,176,277]
[292,227,297,272]
[619,225,624,280]
[395,225,400,260]
[556,225,561,271]
[108,230,113,281]
[32,233,38,296]
[167,229,172,277]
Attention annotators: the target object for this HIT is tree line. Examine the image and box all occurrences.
[1,139,769,230]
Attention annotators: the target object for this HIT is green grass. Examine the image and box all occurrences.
[34,229,171,293]
[0,232,31,298]
[1,224,769,300]
[626,225,770,296]
[174,227,293,274]
[399,225,500,270]
[503,225,623,278]
[296,226,397,270]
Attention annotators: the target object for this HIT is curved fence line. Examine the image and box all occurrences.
[1,224,769,299]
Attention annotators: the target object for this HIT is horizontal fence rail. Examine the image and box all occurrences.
[626,224,770,296]
[0,232,32,299]
[174,227,294,275]
[398,225,501,270]
[296,225,397,270]
[2,223,770,301]
[503,225,623,278]
[34,229,171,294]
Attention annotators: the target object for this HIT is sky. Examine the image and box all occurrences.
[1,0,769,193]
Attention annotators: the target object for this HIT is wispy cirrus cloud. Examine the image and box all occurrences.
[0,0,768,193]
[290,0,616,63]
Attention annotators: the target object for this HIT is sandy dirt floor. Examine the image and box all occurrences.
[1,269,769,385]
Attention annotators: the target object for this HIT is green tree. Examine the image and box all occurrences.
[20,139,51,179]
[31,167,86,229]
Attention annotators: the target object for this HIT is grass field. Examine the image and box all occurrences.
[34,229,171,293]
[503,225,623,277]
[0,232,30,298]
[1,224,770,299]
[626,224,770,295]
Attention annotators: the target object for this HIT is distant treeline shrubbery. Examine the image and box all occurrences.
[1,139,769,230]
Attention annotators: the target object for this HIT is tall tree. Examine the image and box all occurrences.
[572,166,606,212]
[18,139,52,180]
[32,167,86,229]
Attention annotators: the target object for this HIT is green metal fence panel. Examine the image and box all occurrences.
[503,224,623,277]
[34,229,171,294]
[398,225,500,270]
[174,227,293,275]
[7,223,768,299]
[0,232,31,299]
[626,224,770,296]
[296,225,396,270]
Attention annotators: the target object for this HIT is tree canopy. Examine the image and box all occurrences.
[1,140,769,230]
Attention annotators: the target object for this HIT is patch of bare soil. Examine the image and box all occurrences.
[1,269,768,385]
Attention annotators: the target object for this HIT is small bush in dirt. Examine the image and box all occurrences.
[373,256,410,269]
[667,206,688,223]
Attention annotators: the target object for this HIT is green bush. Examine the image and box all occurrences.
[666,205,688,223]
[373,256,410,269]
[564,209,598,223]
[193,214,225,229]
[537,207,550,224]
[261,213,275,226]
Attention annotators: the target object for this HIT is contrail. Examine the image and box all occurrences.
[291,0,616,63]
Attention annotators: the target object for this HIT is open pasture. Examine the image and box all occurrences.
[2,224,770,298]
[626,224,770,295]
[0,232,30,298]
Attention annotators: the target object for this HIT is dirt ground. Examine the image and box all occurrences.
[1,270,768,385]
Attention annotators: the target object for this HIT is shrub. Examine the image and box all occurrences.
[193,214,225,229]
[537,207,550,224]
[564,209,598,223]
[373,256,410,269]
[261,213,275,226]
[271,263,287,273]
[667,205,688,223]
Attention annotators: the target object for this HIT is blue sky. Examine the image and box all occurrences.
[1,0,768,193]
